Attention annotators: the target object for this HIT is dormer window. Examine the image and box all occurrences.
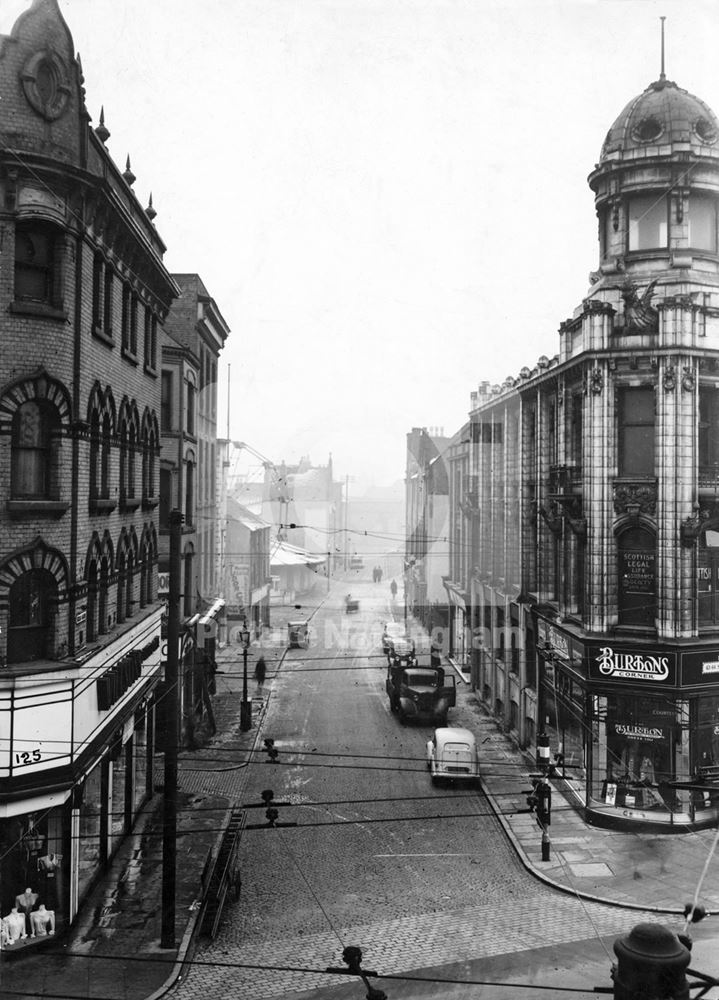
[628,195,667,251]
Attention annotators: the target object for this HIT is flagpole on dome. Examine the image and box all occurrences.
[659,16,666,82]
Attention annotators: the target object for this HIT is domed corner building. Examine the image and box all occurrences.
[457,66,719,830]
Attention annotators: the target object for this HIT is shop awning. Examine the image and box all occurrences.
[270,541,326,568]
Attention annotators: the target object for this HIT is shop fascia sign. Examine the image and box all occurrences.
[594,646,674,683]
[613,723,664,741]
[538,619,581,666]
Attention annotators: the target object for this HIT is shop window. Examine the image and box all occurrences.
[14,221,62,309]
[618,386,655,477]
[77,762,103,904]
[599,692,679,812]
[0,811,64,942]
[697,526,719,625]
[11,401,60,499]
[617,525,656,626]
[628,194,667,251]
[8,569,56,663]
[693,695,719,771]
[688,193,718,252]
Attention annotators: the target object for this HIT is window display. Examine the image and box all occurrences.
[0,810,63,950]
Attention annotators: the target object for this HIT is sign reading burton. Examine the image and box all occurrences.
[589,645,677,686]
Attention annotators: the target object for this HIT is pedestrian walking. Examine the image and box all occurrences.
[254,655,267,690]
[390,578,398,598]
[378,567,383,583]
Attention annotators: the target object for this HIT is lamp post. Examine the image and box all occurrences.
[240,622,252,731]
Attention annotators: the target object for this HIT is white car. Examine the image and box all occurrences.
[381,621,407,653]
[426,727,480,786]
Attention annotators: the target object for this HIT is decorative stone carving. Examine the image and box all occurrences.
[613,482,657,517]
[621,278,659,333]
[589,367,604,395]
[681,367,695,392]
[663,365,676,392]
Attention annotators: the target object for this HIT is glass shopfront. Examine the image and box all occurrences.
[589,690,685,816]
[77,760,103,904]
[0,808,65,950]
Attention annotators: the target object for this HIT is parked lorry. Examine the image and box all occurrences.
[386,652,456,725]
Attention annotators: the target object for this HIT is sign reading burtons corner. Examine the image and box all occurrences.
[589,645,677,686]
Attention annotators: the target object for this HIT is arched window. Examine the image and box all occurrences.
[11,401,60,499]
[116,550,126,625]
[87,558,98,642]
[7,569,57,663]
[101,414,111,499]
[89,412,100,500]
[617,526,656,626]
[126,552,135,618]
[127,424,137,500]
[98,556,109,634]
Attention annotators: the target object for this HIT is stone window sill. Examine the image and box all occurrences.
[7,499,69,518]
[10,300,67,321]
[89,498,117,514]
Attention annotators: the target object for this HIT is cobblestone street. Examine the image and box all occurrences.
[169,583,674,999]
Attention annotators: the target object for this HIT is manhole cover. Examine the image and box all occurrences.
[568,862,613,877]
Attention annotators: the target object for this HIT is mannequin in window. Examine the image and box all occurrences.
[29,905,54,937]
[15,888,38,934]
[2,907,27,943]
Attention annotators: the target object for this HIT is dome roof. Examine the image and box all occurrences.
[600,77,719,161]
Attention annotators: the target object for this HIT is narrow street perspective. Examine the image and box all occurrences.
[2,3,719,1000]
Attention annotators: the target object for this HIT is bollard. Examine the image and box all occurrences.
[612,923,690,1000]
[541,830,551,862]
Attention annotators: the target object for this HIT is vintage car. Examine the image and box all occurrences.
[381,621,410,654]
[287,620,310,648]
[426,727,479,786]
[386,660,455,725]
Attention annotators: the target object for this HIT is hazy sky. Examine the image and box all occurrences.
[4,0,719,488]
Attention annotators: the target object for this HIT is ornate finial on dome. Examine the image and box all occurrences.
[123,155,136,187]
[660,16,666,81]
[95,106,110,144]
[145,192,157,222]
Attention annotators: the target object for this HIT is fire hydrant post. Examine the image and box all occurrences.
[541,829,551,862]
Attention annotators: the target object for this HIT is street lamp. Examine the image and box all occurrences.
[240,622,252,731]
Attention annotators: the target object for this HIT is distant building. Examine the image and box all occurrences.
[405,427,451,635]
[0,0,177,936]
[224,497,271,638]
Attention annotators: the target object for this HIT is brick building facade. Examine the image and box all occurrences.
[0,0,177,945]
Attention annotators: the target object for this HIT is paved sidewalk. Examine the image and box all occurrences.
[456,688,719,915]
[0,616,297,1000]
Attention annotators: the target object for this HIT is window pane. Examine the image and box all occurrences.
[628,195,667,251]
[689,195,718,252]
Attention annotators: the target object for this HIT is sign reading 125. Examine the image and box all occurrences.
[14,748,42,765]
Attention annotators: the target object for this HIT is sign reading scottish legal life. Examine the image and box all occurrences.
[588,645,677,686]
